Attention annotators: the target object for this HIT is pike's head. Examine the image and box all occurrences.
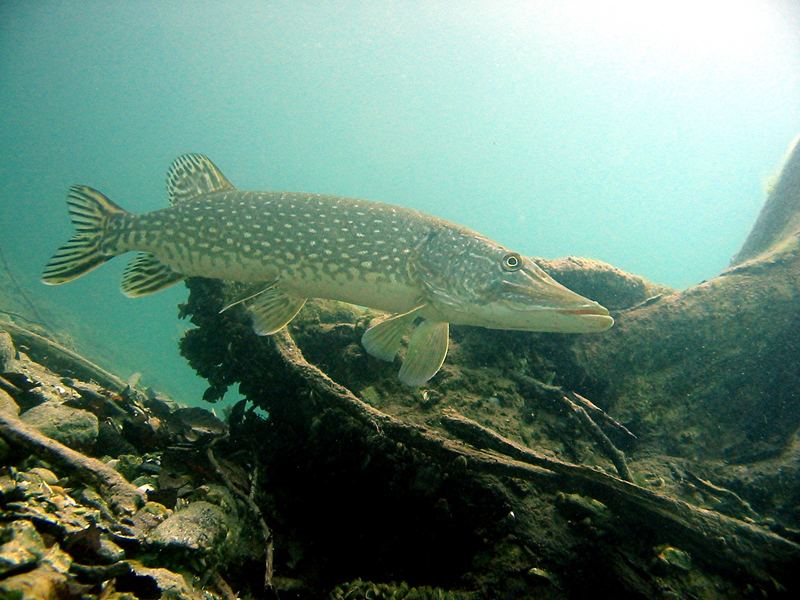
[415,228,613,333]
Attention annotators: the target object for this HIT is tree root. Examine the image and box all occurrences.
[508,371,635,478]
[0,389,144,516]
[271,329,800,589]
[561,391,632,481]
[568,390,637,441]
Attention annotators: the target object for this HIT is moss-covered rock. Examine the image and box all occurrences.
[20,402,98,451]
[146,500,230,559]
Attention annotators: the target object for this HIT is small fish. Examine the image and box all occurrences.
[42,154,613,386]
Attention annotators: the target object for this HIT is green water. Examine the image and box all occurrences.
[1,1,799,405]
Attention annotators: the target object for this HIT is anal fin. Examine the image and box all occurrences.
[361,304,425,362]
[398,320,449,387]
[245,286,307,335]
[121,253,184,297]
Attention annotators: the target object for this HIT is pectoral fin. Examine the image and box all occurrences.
[244,286,307,335]
[219,281,277,313]
[361,304,425,361]
[398,320,449,387]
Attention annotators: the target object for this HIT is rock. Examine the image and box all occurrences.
[0,541,72,600]
[654,545,692,572]
[97,536,126,564]
[147,500,228,557]
[28,467,58,485]
[0,388,19,416]
[116,560,196,600]
[128,501,172,533]
[9,354,81,410]
[21,401,99,450]
[0,520,46,577]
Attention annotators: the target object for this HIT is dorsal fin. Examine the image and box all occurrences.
[166,153,235,204]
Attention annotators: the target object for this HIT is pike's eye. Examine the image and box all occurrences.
[501,252,522,271]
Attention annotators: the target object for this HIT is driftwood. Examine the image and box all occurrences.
[270,329,800,588]
[0,389,144,515]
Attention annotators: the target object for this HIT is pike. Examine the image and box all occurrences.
[42,154,613,386]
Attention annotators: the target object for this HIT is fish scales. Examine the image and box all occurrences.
[42,153,613,386]
[106,191,441,314]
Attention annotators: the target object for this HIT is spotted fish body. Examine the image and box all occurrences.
[112,191,435,314]
[43,154,613,386]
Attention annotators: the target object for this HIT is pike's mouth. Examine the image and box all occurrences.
[557,306,610,317]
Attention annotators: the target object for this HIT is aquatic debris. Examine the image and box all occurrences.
[42,154,612,386]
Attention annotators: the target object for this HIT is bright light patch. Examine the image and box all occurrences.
[543,0,789,68]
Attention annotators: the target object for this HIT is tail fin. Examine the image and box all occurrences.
[42,186,127,285]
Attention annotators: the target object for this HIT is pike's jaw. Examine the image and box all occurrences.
[466,273,615,333]
[437,281,614,333]
[466,303,613,333]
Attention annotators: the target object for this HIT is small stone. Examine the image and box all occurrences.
[21,402,99,450]
[0,520,46,577]
[131,475,158,488]
[527,566,558,586]
[28,467,58,485]
[0,546,71,599]
[0,476,19,500]
[0,389,19,417]
[39,543,72,574]
[147,501,228,556]
[79,488,115,521]
[654,544,692,572]
[120,560,196,599]
[129,501,172,533]
[97,536,125,563]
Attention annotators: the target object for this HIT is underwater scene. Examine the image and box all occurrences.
[1,1,800,598]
